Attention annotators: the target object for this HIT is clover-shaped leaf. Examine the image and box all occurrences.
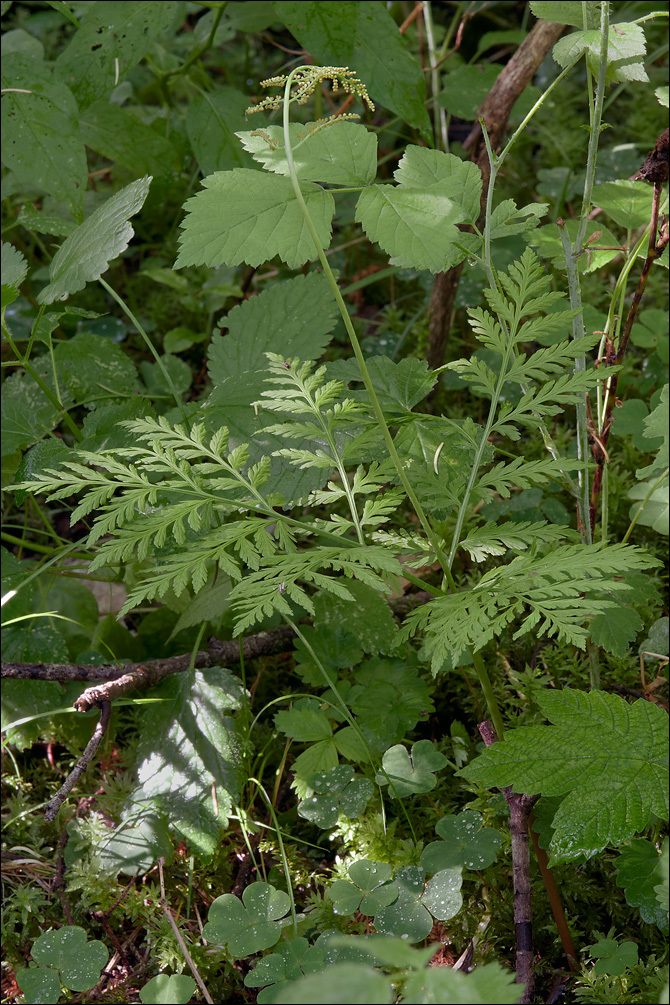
[139,973,197,1004]
[328,860,398,916]
[15,966,62,1005]
[420,868,463,921]
[29,926,108,993]
[376,740,448,797]
[298,766,374,829]
[244,938,326,1003]
[203,882,290,957]
[420,810,502,874]
[373,867,433,943]
[588,938,638,976]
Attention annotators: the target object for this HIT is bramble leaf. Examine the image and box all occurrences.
[237,120,377,186]
[1,241,27,308]
[459,690,669,865]
[176,169,335,270]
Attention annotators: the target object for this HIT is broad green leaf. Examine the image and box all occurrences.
[135,668,245,858]
[394,145,481,220]
[16,203,77,237]
[420,811,502,873]
[1,54,87,219]
[615,839,669,929]
[527,219,620,272]
[38,176,152,304]
[1,27,45,58]
[54,1,181,109]
[1,241,27,308]
[81,100,180,178]
[348,658,434,751]
[171,576,231,637]
[313,580,399,656]
[637,384,669,479]
[376,740,448,798]
[403,961,521,1004]
[355,181,467,273]
[420,867,463,921]
[640,617,669,659]
[273,963,394,1005]
[273,0,430,138]
[292,738,339,780]
[552,24,648,83]
[237,121,377,187]
[15,968,62,1005]
[594,180,655,230]
[293,624,363,687]
[275,700,333,742]
[588,938,638,977]
[656,86,669,107]
[32,926,108,992]
[373,866,433,942]
[459,689,669,865]
[589,603,644,657]
[489,199,548,238]
[79,399,153,453]
[54,332,140,403]
[328,356,438,413]
[99,813,173,876]
[530,1,599,27]
[31,305,100,347]
[628,480,669,536]
[203,882,291,956]
[175,168,335,270]
[1,370,63,457]
[139,974,197,1005]
[187,86,252,175]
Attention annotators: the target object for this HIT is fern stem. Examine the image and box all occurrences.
[280,68,456,593]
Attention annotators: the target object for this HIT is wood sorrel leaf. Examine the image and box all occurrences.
[175,169,335,270]
[459,689,669,865]
[376,740,448,798]
[38,176,152,304]
[31,925,108,992]
[203,882,291,957]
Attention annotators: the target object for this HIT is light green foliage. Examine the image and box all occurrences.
[420,810,502,873]
[273,1,430,137]
[54,1,181,109]
[1,240,27,307]
[615,839,669,929]
[176,169,335,270]
[587,938,639,977]
[273,961,394,1005]
[17,926,108,1001]
[530,1,600,27]
[528,219,621,272]
[373,866,433,942]
[81,101,180,179]
[460,690,669,864]
[401,960,521,1004]
[139,974,197,1005]
[375,740,448,798]
[244,938,326,1003]
[593,181,655,230]
[552,22,648,83]
[1,54,87,219]
[203,882,291,957]
[628,384,669,535]
[187,87,253,175]
[237,120,377,186]
[298,766,373,829]
[38,176,152,303]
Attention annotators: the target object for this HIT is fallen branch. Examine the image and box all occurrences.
[44,701,111,822]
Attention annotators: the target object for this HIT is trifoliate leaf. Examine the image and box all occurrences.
[298,766,374,829]
[420,868,463,921]
[203,882,291,957]
[1,241,27,308]
[237,120,377,186]
[176,169,335,270]
[328,860,398,917]
[376,740,448,798]
[373,867,433,942]
[244,938,325,1002]
[31,926,108,992]
[420,810,502,873]
[588,938,638,977]
[38,177,152,304]
[459,689,669,865]
[15,967,62,1005]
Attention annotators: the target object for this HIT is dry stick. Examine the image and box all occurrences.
[589,178,669,532]
[426,20,564,373]
[44,701,111,822]
[157,858,214,1005]
[478,720,539,1005]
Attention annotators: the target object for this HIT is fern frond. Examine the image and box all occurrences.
[459,520,575,562]
[503,334,602,385]
[477,456,589,498]
[492,370,605,438]
[399,542,658,671]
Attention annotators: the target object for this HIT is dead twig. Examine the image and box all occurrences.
[44,701,112,822]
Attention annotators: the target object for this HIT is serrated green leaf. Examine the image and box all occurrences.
[403,960,521,1004]
[38,176,152,304]
[176,169,334,270]
[237,120,377,186]
[273,962,394,1005]
[313,580,399,656]
[393,146,482,223]
[459,689,669,865]
[1,53,87,219]
[32,926,108,992]
[530,1,599,27]
[275,700,333,742]
[1,371,63,457]
[552,24,648,83]
[135,668,245,857]
[81,100,180,178]
[348,658,434,751]
[527,219,620,272]
[589,603,644,657]
[637,385,669,479]
[186,86,252,175]
[54,332,140,403]
[54,1,181,109]
[273,1,430,138]
[203,882,290,957]
[328,355,437,413]
[139,973,197,1005]
[615,839,669,929]
[1,241,28,308]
